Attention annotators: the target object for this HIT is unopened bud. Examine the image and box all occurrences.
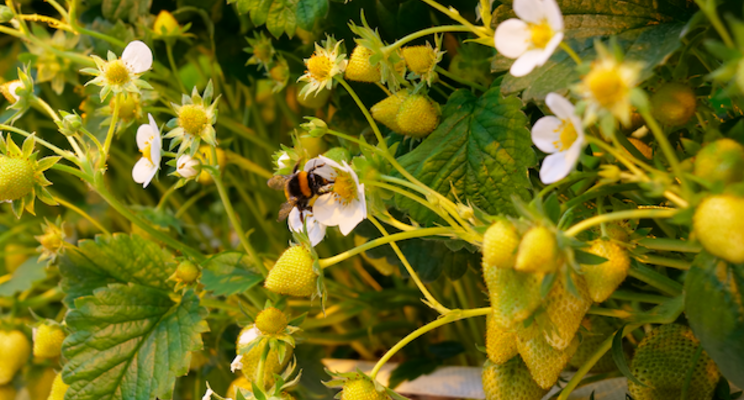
[176,154,200,179]
[0,6,13,23]
[301,117,328,138]
[154,10,180,36]
[56,111,83,136]
[598,165,621,183]
[457,203,474,220]
[173,260,200,283]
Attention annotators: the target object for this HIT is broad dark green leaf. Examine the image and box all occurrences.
[394,86,535,222]
[685,251,744,388]
[101,0,152,22]
[267,0,298,38]
[0,257,47,297]
[251,0,274,26]
[201,252,263,296]
[59,234,176,307]
[63,288,208,400]
[295,0,327,31]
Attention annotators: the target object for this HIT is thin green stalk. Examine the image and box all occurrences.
[537,171,597,199]
[610,290,669,304]
[639,109,691,198]
[628,262,683,297]
[559,42,582,65]
[435,66,488,92]
[226,151,273,179]
[637,238,701,253]
[156,184,179,211]
[586,307,632,319]
[416,0,490,38]
[0,124,71,160]
[635,254,691,270]
[318,226,453,268]
[384,25,472,54]
[693,0,735,48]
[255,341,271,390]
[565,208,677,237]
[101,93,121,167]
[53,196,111,235]
[0,24,23,38]
[165,42,187,93]
[369,307,491,379]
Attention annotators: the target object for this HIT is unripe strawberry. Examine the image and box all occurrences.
[28,367,56,400]
[0,156,35,202]
[0,385,15,400]
[580,239,630,302]
[297,82,330,109]
[694,138,744,184]
[237,331,292,388]
[371,91,409,133]
[401,46,436,75]
[626,137,653,159]
[33,323,65,358]
[345,46,381,83]
[485,311,518,364]
[485,267,543,329]
[514,226,557,274]
[693,195,744,263]
[255,307,288,335]
[153,10,180,35]
[0,330,31,385]
[227,376,252,399]
[265,245,317,297]
[482,219,520,269]
[568,316,618,373]
[395,95,439,138]
[481,357,547,400]
[172,260,200,284]
[47,373,69,400]
[340,377,387,400]
[516,323,579,390]
[651,82,697,126]
[542,274,592,351]
[628,324,720,400]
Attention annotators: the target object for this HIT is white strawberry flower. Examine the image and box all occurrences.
[176,154,200,179]
[494,0,564,77]
[202,387,213,400]
[531,93,585,184]
[82,40,154,101]
[288,208,327,247]
[230,355,243,372]
[132,113,161,188]
[305,156,366,236]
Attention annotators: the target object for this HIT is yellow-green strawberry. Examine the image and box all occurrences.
[694,138,744,184]
[237,327,292,388]
[486,311,518,364]
[482,219,520,269]
[651,82,697,126]
[0,330,30,385]
[28,367,56,400]
[0,385,15,400]
[628,324,720,400]
[340,377,387,400]
[395,95,439,138]
[542,273,592,351]
[401,46,436,75]
[580,239,630,302]
[33,323,66,358]
[47,373,69,400]
[514,226,557,274]
[516,322,579,390]
[345,45,381,83]
[371,91,409,133]
[227,376,253,399]
[265,245,317,297]
[603,222,629,242]
[255,307,288,335]
[568,316,618,373]
[693,195,744,263]
[485,267,543,329]
[481,357,547,400]
[0,156,34,202]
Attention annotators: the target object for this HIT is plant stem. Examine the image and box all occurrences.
[53,196,111,235]
[101,93,121,167]
[166,42,187,93]
[0,124,71,160]
[639,109,691,198]
[416,0,490,38]
[225,150,273,179]
[637,238,701,253]
[384,25,472,54]
[435,66,488,92]
[318,226,453,268]
[628,262,683,297]
[559,42,582,65]
[635,254,691,270]
[610,290,669,304]
[369,307,490,379]
[693,0,735,49]
[564,208,677,237]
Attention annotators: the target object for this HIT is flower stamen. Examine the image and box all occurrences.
[178,105,209,136]
[529,21,553,49]
[552,121,578,151]
[332,171,357,205]
[307,54,333,81]
[586,67,626,107]
[104,60,130,86]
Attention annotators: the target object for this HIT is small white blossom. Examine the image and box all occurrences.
[277,151,291,170]
[494,0,564,77]
[230,355,243,372]
[177,154,200,178]
[305,156,366,236]
[202,387,213,400]
[289,208,327,247]
[531,93,585,184]
[82,40,153,101]
[6,80,23,102]
[132,113,161,188]
[238,326,261,346]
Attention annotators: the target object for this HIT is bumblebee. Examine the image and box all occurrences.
[268,163,332,221]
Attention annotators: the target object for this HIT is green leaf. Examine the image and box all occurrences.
[685,251,744,388]
[62,288,208,400]
[101,0,151,22]
[394,86,536,222]
[267,0,297,38]
[0,257,47,297]
[500,23,685,104]
[295,0,327,31]
[574,249,608,265]
[201,252,263,296]
[611,325,648,387]
[59,234,176,307]
[251,0,273,26]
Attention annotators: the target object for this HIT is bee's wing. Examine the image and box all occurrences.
[276,201,296,221]
[267,175,289,191]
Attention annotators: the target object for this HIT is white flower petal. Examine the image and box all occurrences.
[277,152,291,170]
[304,155,342,179]
[136,123,155,150]
[513,0,545,23]
[543,0,564,30]
[531,116,562,154]
[202,388,214,400]
[132,157,157,187]
[510,49,546,77]
[494,19,531,59]
[230,355,243,373]
[337,201,366,236]
[7,81,23,101]
[540,32,563,64]
[288,208,327,247]
[539,152,573,184]
[545,93,575,120]
[122,40,153,74]
[177,155,200,178]
[237,326,260,346]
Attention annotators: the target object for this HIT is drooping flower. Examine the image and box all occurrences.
[288,207,327,247]
[244,32,276,71]
[176,154,200,179]
[297,36,347,99]
[304,156,366,235]
[81,40,154,102]
[575,42,643,127]
[132,113,161,188]
[531,93,586,184]
[35,217,67,264]
[0,80,23,103]
[165,81,220,156]
[493,0,564,77]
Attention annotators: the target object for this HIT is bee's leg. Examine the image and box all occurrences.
[307,163,326,174]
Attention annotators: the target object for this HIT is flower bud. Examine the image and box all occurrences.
[301,117,328,138]
[173,260,200,283]
[153,10,180,36]
[0,6,13,23]
[176,155,200,179]
[56,111,83,136]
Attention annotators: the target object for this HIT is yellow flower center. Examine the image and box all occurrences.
[307,54,332,81]
[333,171,357,205]
[141,142,153,163]
[586,66,626,107]
[553,120,578,152]
[104,60,130,86]
[254,43,273,63]
[529,21,553,49]
[178,104,208,136]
